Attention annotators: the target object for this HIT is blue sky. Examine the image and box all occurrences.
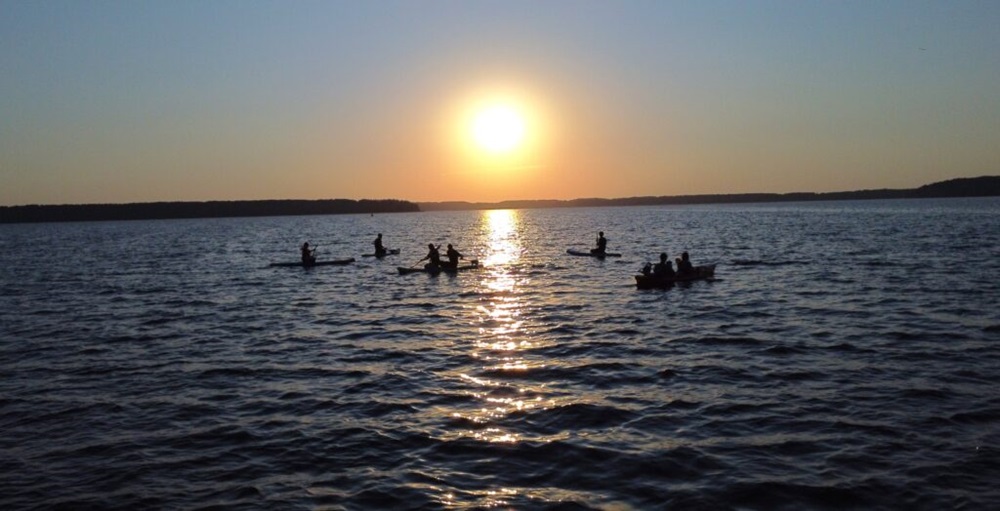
[2,1,998,205]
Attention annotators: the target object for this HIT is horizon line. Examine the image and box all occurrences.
[4,175,998,209]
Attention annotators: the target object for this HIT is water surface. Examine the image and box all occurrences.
[1,198,998,510]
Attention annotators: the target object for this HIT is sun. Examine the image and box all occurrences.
[471,104,526,154]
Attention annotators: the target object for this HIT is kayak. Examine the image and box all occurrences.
[398,260,480,275]
[567,249,622,258]
[362,249,400,258]
[635,264,716,289]
[270,258,356,267]
[634,265,716,289]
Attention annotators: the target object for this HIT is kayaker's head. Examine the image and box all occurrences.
[377,233,382,238]
[447,244,453,249]
[660,253,667,262]
[682,252,690,261]
[428,243,435,250]
[599,231,604,237]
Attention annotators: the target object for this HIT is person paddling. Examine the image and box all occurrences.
[653,253,675,277]
[419,243,441,271]
[373,233,387,257]
[301,242,316,266]
[443,243,463,269]
[590,231,608,256]
[677,251,695,275]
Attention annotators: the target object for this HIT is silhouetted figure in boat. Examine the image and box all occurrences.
[374,233,387,257]
[677,251,695,275]
[653,253,675,277]
[301,242,316,266]
[591,231,608,256]
[420,243,441,271]
[443,244,464,269]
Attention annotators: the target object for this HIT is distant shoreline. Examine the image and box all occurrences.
[1,176,996,224]
[418,176,1000,211]
[0,199,419,224]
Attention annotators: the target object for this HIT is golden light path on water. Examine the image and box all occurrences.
[435,210,591,508]
[452,210,548,447]
[433,210,674,507]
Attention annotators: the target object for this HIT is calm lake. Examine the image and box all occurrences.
[1,198,998,510]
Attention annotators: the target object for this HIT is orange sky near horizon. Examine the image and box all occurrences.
[2,2,998,206]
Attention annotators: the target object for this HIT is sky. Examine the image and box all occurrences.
[2,1,998,206]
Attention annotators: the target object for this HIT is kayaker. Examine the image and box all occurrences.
[420,243,441,270]
[653,253,675,277]
[301,242,316,266]
[444,243,463,269]
[374,233,387,257]
[677,252,695,275]
[591,231,608,256]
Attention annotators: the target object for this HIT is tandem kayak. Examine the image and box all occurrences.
[634,264,716,289]
[362,249,401,258]
[398,260,480,275]
[269,258,356,267]
[567,249,622,258]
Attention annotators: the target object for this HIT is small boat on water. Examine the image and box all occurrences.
[566,248,622,258]
[398,260,480,275]
[634,264,716,289]
[270,258,356,268]
[362,249,401,258]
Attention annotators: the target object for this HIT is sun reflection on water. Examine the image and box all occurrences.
[480,209,520,270]
[442,209,556,445]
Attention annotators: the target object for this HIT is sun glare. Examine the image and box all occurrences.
[472,104,525,154]
[446,87,551,196]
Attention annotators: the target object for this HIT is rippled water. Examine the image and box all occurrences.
[1,198,998,510]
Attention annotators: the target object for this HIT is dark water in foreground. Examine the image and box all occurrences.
[1,198,998,510]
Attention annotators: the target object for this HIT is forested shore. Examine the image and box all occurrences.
[0,199,419,224]
[419,176,1000,211]
[2,176,996,223]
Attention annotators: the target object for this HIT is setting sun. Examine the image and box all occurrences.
[443,86,554,200]
[471,104,526,154]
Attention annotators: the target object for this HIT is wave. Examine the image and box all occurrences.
[3,200,999,510]
[730,259,810,266]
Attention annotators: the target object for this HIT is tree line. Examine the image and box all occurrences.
[419,176,1000,211]
[2,176,996,223]
[0,199,420,224]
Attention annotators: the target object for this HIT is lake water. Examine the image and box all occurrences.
[1,198,998,510]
